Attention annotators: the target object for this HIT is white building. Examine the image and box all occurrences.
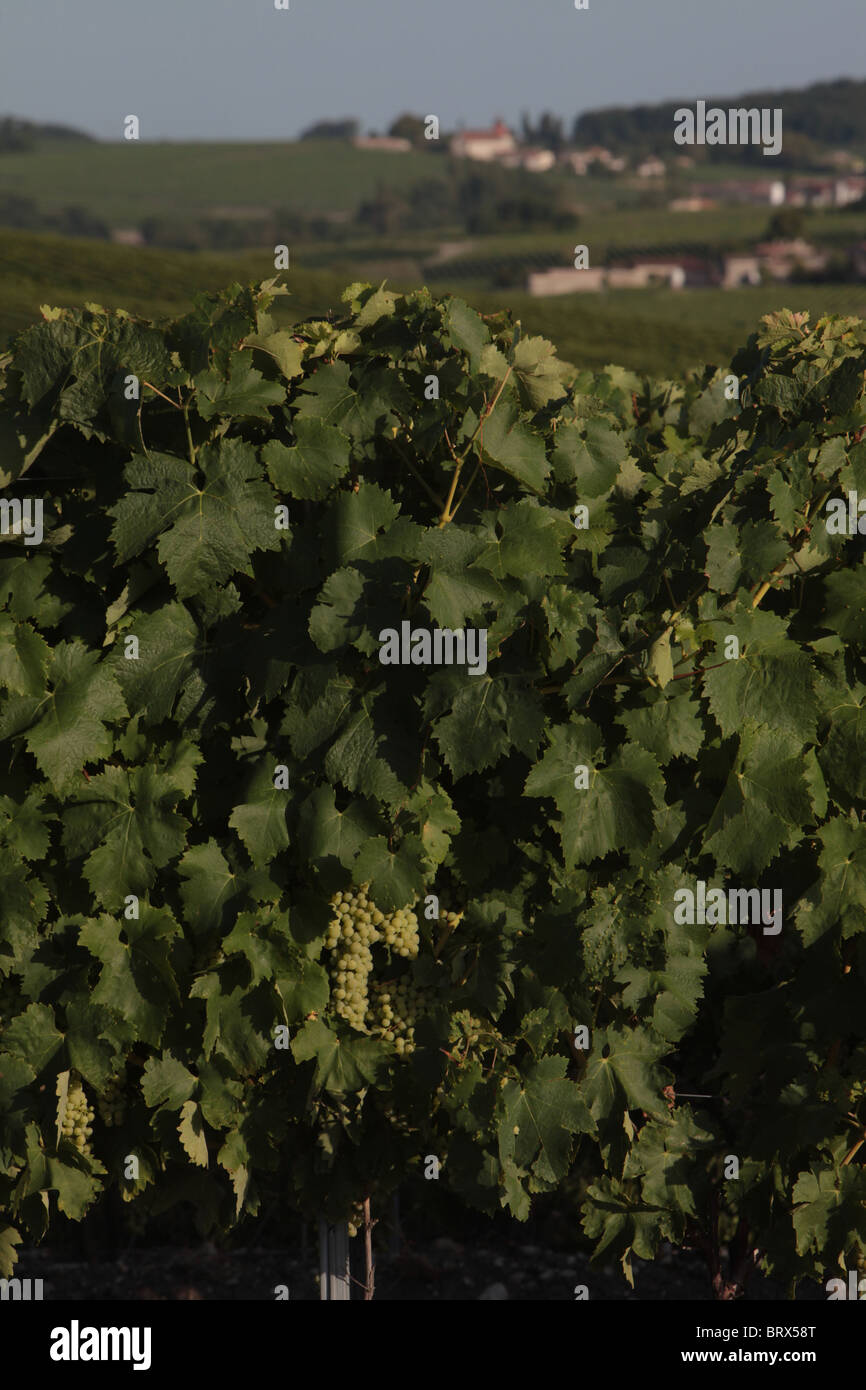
[607,262,685,289]
[636,157,666,178]
[500,147,556,172]
[559,147,625,175]
[527,267,606,295]
[450,120,517,162]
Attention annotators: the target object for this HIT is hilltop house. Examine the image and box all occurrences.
[527,257,696,295]
[693,178,786,206]
[754,238,829,277]
[722,255,762,288]
[636,157,666,178]
[500,146,557,172]
[559,147,626,175]
[785,176,866,208]
[527,267,606,294]
[722,238,828,288]
[450,120,516,162]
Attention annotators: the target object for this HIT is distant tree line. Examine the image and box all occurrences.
[0,192,107,238]
[355,164,578,235]
[573,77,866,164]
[299,118,361,140]
[0,116,95,152]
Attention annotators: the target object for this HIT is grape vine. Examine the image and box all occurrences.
[0,282,864,1297]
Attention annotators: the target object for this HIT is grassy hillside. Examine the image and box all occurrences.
[0,138,442,224]
[475,281,866,376]
[2,228,866,378]
[0,229,349,341]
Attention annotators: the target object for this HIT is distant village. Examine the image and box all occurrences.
[353,117,866,296]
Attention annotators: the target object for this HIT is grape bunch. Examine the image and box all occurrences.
[324,884,420,1031]
[58,1075,95,1155]
[378,904,420,958]
[324,884,385,1030]
[367,978,431,1056]
[98,1073,126,1127]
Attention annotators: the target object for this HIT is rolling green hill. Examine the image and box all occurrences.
[2,227,866,378]
[0,228,349,341]
[0,138,444,226]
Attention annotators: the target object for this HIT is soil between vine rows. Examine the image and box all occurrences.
[13,1241,824,1301]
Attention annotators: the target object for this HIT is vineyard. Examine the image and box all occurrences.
[0,279,864,1300]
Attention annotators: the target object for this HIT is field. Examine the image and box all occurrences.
[3,135,866,380]
[0,136,647,224]
[0,228,349,342]
[474,281,866,375]
[0,137,446,223]
[3,227,866,377]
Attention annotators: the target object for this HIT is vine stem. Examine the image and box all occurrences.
[438,364,513,526]
[183,406,197,466]
[751,489,830,608]
[438,459,465,529]
[141,380,181,409]
[393,441,445,511]
[363,1197,375,1300]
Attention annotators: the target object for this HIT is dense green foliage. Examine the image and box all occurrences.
[0,281,864,1295]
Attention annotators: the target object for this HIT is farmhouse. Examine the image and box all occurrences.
[753,237,829,278]
[722,254,763,288]
[450,119,516,162]
[636,156,666,178]
[558,147,625,175]
[500,146,556,172]
[692,178,786,206]
[785,176,866,208]
[526,267,606,295]
[606,260,685,289]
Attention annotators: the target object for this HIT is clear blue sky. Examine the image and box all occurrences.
[0,0,862,141]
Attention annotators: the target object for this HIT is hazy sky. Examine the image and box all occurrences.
[0,0,863,141]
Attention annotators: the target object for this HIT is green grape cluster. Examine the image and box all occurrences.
[367,977,431,1056]
[58,1076,94,1155]
[98,1073,126,1127]
[324,884,420,1031]
[379,904,420,958]
[325,884,385,1030]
